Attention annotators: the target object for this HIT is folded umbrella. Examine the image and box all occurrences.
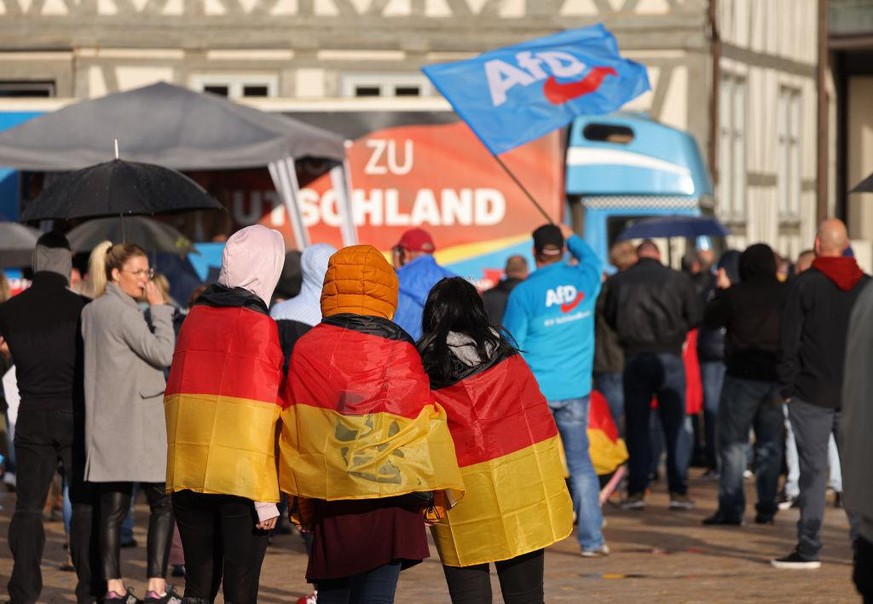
[65,216,196,256]
[21,158,223,221]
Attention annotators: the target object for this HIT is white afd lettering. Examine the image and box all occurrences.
[485,50,587,106]
[545,285,578,307]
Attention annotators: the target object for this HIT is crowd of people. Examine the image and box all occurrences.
[0,217,871,604]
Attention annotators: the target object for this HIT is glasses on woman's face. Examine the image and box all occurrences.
[124,267,154,279]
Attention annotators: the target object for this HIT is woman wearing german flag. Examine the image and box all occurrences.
[418,277,574,604]
[164,225,287,604]
[278,245,464,604]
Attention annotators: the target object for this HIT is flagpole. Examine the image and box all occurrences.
[490,153,554,224]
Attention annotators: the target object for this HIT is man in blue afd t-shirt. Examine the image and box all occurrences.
[502,222,607,557]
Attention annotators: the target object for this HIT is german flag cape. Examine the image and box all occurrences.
[430,351,573,567]
[165,292,284,503]
[279,314,464,502]
[588,389,628,476]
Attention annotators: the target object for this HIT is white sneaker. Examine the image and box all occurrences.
[581,543,610,557]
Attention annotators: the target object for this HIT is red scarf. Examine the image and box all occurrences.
[812,256,864,291]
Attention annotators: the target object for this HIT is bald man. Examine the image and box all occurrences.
[774,219,869,570]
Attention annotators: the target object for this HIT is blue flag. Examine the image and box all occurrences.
[421,24,650,155]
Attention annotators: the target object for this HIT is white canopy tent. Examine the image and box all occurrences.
[0,81,357,248]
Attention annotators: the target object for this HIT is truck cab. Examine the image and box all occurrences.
[565,113,714,269]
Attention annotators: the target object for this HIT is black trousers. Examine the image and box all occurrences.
[172,490,270,604]
[442,549,544,604]
[7,408,101,604]
[99,482,173,580]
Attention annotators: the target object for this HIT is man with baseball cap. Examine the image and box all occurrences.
[391,227,455,340]
[502,222,608,557]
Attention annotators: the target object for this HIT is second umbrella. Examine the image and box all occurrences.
[66,216,195,256]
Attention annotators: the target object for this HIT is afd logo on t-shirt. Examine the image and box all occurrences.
[545,285,585,313]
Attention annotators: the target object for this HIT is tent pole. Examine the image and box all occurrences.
[330,159,357,246]
[269,158,309,249]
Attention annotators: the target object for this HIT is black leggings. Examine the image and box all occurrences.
[442,549,544,604]
[172,490,270,604]
[99,482,173,580]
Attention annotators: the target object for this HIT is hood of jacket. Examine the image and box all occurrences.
[812,256,865,291]
[270,243,336,326]
[738,244,777,282]
[217,225,285,306]
[320,245,398,319]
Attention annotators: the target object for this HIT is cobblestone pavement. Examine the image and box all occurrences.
[0,472,858,603]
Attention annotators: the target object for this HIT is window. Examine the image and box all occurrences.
[340,73,433,98]
[190,76,277,99]
[0,81,54,97]
[778,87,802,220]
[718,74,747,219]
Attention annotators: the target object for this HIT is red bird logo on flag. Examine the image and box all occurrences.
[543,66,618,105]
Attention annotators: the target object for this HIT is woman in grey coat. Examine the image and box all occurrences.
[81,242,178,604]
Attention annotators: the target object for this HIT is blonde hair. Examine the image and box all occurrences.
[83,241,147,297]
[0,270,10,303]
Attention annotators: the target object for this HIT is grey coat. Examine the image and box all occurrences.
[82,283,175,483]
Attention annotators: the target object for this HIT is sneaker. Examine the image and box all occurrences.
[669,493,694,510]
[701,468,720,481]
[702,512,743,526]
[777,495,799,511]
[754,512,775,525]
[771,551,821,569]
[104,588,142,604]
[581,543,610,557]
[620,493,646,511]
[144,586,182,604]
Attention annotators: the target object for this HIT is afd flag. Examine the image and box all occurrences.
[421,24,650,155]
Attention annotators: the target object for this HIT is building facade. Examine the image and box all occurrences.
[0,0,828,259]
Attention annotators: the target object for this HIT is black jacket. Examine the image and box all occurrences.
[778,264,870,407]
[704,246,787,381]
[0,272,89,411]
[603,258,702,356]
[482,277,523,326]
[593,281,623,373]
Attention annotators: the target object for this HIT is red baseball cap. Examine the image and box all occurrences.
[395,228,436,253]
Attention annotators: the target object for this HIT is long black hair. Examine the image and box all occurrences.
[417,277,517,386]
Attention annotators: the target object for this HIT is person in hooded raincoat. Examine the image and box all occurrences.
[164,225,286,604]
[279,244,464,604]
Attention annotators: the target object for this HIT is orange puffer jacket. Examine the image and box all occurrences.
[320,245,398,320]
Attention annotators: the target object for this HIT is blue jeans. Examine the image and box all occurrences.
[716,376,783,520]
[316,561,402,604]
[593,371,625,437]
[700,361,726,469]
[548,396,605,551]
[624,352,687,496]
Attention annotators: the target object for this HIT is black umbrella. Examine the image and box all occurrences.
[851,172,873,194]
[65,216,196,256]
[0,222,41,267]
[21,158,223,221]
[617,214,730,240]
